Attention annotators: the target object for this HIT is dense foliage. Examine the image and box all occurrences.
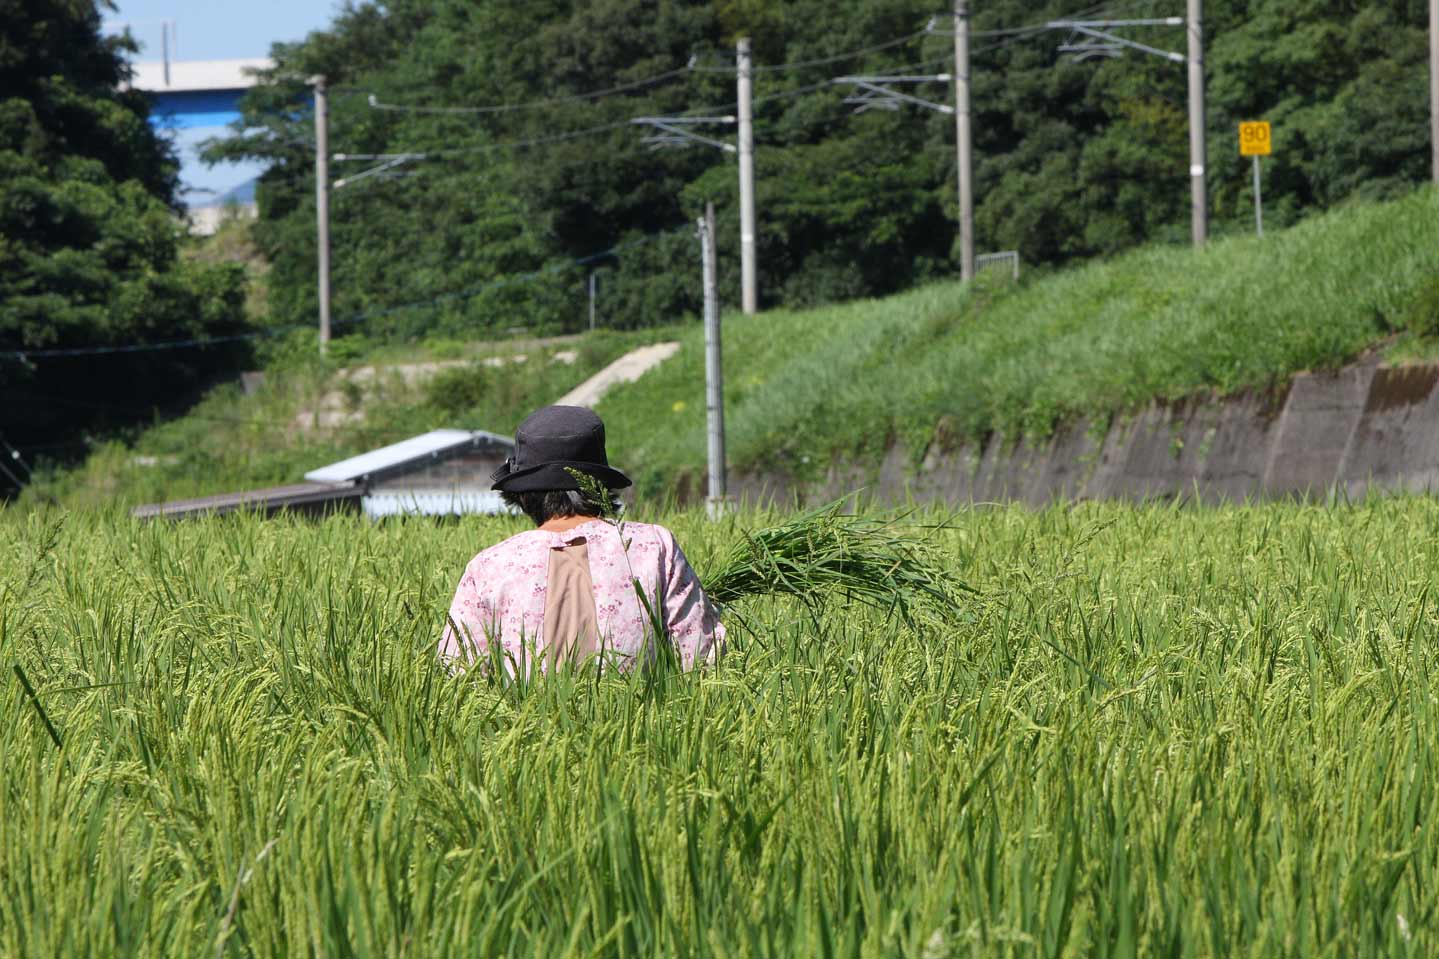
[214,0,1432,341]
[8,500,1439,954]
[0,0,249,477]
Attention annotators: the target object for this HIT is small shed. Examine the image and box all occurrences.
[305,429,513,519]
[133,429,515,520]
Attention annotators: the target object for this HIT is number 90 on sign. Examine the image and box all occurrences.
[1239,121,1271,157]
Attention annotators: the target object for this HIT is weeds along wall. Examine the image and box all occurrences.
[732,356,1439,506]
[5,501,1439,955]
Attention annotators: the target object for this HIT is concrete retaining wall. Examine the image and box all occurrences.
[734,357,1439,506]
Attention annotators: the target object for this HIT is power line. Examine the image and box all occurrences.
[365,64,694,115]
[4,329,276,360]
[688,41,1025,121]
[339,118,642,162]
[334,1,1149,160]
[691,28,932,74]
[689,2,1130,77]
[0,229,687,362]
[689,4,1130,116]
[964,0,1127,38]
[19,390,433,441]
[332,40,1063,173]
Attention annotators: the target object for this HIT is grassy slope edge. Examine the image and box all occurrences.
[22,330,661,509]
[599,187,1439,494]
[17,187,1438,508]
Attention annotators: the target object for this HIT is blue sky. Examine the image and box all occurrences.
[106,0,342,205]
[106,0,341,61]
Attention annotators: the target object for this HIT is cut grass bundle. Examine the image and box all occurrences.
[700,500,970,624]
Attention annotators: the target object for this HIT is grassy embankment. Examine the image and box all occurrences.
[25,186,1439,507]
[600,187,1439,493]
[6,499,1439,954]
[25,329,659,509]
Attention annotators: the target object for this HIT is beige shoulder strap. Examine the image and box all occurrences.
[543,538,601,669]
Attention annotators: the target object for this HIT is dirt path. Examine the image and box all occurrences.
[554,342,680,407]
[290,338,678,431]
[294,348,579,431]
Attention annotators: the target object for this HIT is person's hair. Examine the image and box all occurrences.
[501,488,609,526]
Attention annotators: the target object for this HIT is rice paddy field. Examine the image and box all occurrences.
[5,498,1439,957]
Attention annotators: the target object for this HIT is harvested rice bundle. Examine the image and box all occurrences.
[700,500,970,625]
[570,470,967,626]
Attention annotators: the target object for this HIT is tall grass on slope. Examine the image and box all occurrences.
[599,187,1439,492]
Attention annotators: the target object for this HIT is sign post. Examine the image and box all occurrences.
[1239,121,1271,237]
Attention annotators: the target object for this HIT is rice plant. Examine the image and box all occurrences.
[4,498,1439,956]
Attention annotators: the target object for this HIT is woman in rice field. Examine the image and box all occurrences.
[440,405,725,675]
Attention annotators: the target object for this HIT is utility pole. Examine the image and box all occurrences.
[953,0,975,281]
[698,202,726,512]
[1431,0,1438,182]
[1251,154,1263,237]
[588,272,597,331]
[1186,0,1207,246]
[161,21,171,86]
[737,38,758,314]
[313,75,332,355]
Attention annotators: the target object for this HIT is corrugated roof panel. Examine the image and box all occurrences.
[131,481,360,520]
[362,490,511,518]
[304,430,510,484]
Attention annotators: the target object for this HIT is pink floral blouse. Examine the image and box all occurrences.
[440,519,725,673]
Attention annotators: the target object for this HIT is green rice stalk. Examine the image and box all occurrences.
[699,500,971,624]
[564,469,967,624]
[13,664,63,750]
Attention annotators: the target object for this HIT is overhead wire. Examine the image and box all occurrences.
[20,390,434,442]
[18,0,1174,362]
[366,64,694,115]
[687,1,1134,116]
[334,118,642,161]
[689,27,933,74]
[0,228,689,361]
[253,3,1142,162]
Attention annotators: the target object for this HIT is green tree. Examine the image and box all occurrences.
[213,0,1435,343]
[0,0,249,480]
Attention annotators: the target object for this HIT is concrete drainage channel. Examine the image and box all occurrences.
[732,355,1439,507]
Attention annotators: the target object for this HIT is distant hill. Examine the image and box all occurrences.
[217,177,257,206]
[192,177,256,209]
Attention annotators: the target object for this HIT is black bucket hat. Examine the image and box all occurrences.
[491,405,632,492]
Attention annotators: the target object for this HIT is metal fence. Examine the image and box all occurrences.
[975,250,1020,281]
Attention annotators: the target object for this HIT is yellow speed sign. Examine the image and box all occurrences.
[1239,121,1272,156]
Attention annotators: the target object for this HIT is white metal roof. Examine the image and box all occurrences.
[130,58,272,92]
[304,429,512,484]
